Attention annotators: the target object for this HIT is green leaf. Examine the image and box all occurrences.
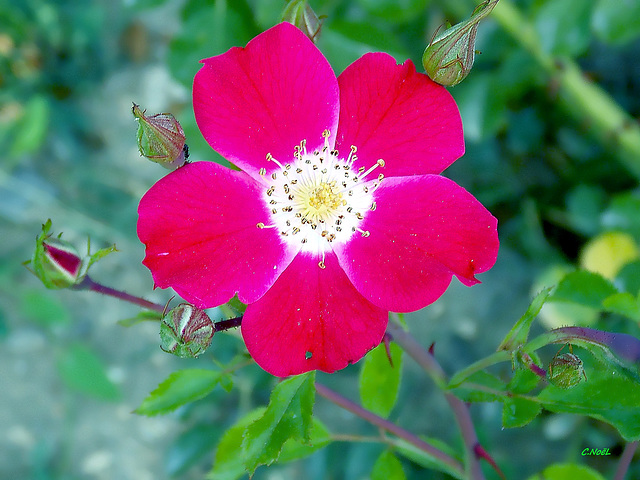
[449,351,511,388]
[498,287,553,352]
[507,354,544,394]
[601,192,640,238]
[371,450,406,480]
[241,372,316,475]
[209,408,266,480]
[392,437,464,480]
[550,270,618,309]
[209,407,330,480]
[117,310,162,327]
[593,0,640,45]
[450,371,506,403]
[136,369,221,416]
[525,462,606,480]
[359,342,403,418]
[537,349,640,440]
[502,397,542,428]
[10,96,50,157]
[276,418,332,464]
[86,243,117,270]
[602,292,640,321]
[56,343,120,401]
[20,289,71,330]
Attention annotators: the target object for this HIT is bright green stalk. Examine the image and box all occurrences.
[489,0,640,180]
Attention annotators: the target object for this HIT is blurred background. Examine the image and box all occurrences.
[1,0,640,478]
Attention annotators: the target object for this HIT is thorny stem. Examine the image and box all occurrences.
[387,316,494,480]
[613,441,638,480]
[315,382,465,477]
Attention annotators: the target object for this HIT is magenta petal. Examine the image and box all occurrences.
[242,252,388,377]
[137,162,298,308]
[193,22,339,180]
[335,53,464,177]
[334,175,499,312]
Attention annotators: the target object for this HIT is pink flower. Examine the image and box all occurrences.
[137,23,499,377]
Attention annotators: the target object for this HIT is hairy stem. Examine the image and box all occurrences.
[315,382,465,477]
[74,275,165,312]
[387,317,490,480]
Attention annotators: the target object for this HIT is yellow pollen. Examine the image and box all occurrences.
[303,182,344,222]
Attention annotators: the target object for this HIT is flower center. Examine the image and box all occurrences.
[256,130,384,268]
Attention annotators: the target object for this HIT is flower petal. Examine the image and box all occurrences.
[334,175,499,312]
[335,53,464,177]
[242,251,388,377]
[193,22,339,181]
[137,162,298,308]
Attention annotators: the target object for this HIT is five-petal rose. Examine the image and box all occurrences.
[137,22,499,377]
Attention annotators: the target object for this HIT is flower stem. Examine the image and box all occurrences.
[387,317,496,480]
[315,382,465,477]
[74,275,165,312]
[613,441,638,480]
[74,276,242,331]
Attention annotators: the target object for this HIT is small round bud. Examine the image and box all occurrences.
[160,304,214,358]
[423,0,499,86]
[132,103,188,169]
[548,346,587,389]
[31,220,84,289]
[281,0,324,43]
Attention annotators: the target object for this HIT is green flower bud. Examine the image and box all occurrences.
[548,345,587,389]
[423,0,499,86]
[31,219,84,289]
[132,103,188,169]
[160,304,214,358]
[281,0,323,43]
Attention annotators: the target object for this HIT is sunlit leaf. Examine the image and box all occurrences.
[136,369,221,416]
[525,462,606,480]
[359,342,403,418]
[502,397,541,428]
[371,450,406,480]
[241,372,315,475]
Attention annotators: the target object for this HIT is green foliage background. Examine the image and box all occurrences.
[1,0,640,478]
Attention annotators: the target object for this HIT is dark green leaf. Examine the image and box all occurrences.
[276,418,331,464]
[136,369,221,416]
[359,342,403,418]
[601,192,640,238]
[616,260,640,295]
[450,371,506,403]
[371,450,406,480]
[551,270,618,309]
[241,372,315,475]
[502,397,542,428]
[56,343,120,401]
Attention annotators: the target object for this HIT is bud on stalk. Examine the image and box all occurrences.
[132,103,188,169]
[281,0,323,43]
[160,303,214,358]
[423,0,499,86]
